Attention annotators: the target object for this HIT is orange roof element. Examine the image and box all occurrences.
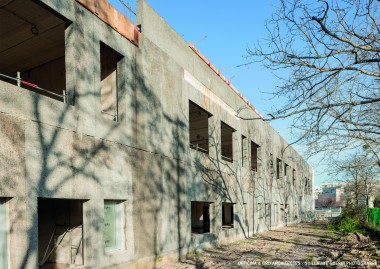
[188,43,264,120]
[76,0,139,46]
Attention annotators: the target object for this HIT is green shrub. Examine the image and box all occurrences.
[327,223,337,231]
[328,215,367,234]
[338,216,366,233]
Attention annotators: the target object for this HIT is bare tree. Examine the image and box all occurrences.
[339,153,380,206]
[242,0,380,164]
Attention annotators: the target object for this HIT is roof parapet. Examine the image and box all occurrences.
[76,0,139,46]
[188,42,264,120]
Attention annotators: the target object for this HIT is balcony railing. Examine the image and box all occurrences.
[0,72,66,103]
[189,143,208,154]
[221,155,233,163]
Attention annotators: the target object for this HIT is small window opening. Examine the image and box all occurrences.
[265,203,271,226]
[292,169,296,185]
[222,203,234,229]
[241,135,247,167]
[100,42,123,122]
[0,198,8,269]
[251,141,260,171]
[0,0,69,102]
[273,204,278,224]
[258,203,264,220]
[276,158,282,179]
[284,163,289,180]
[191,201,211,234]
[221,122,235,162]
[189,101,210,154]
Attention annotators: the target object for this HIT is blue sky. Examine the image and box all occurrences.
[109,0,329,186]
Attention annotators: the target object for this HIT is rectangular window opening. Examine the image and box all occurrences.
[189,101,210,154]
[251,141,260,171]
[241,135,247,167]
[100,42,123,122]
[258,203,264,220]
[38,198,84,268]
[276,158,282,179]
[0,0,70,102]
[0,198,8,269]
[221,121,235,162]
[293,169,296,185]
[269,153,274,177]
[191,201,211,234]
[273,204,278,224]
[284,163,288,177]
[222,203,234,229]
[104,200,125,252]
[265,203,271,226]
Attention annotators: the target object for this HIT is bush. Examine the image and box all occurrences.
[328,216,366,234]
[338,216,367,234]
[328,204,368,234]
[374,197,380,208]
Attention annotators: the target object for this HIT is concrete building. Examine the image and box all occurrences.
[315,181,345,209]
[0,0,314,268]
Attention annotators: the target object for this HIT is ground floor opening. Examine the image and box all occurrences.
[38,198,84,269]
[191,201,212,234]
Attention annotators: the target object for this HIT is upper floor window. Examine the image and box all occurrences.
[221,121,235,162]
[241,135,247,167]
[284,163,289,179]
[189,101,211,154]
[276,158,282,179]
[251,141,260,171]
[100,42,123,121]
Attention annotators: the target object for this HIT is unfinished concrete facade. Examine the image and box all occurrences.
[0,0,314,268]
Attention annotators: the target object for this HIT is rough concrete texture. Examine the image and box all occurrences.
[0,0,313,268]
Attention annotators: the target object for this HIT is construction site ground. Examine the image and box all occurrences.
[156,221,380,269]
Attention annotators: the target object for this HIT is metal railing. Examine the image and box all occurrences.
[221,155,233,162]
[0,72,66,103]
[189,143,208,154]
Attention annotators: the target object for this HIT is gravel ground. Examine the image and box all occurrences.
[156,221,379,269]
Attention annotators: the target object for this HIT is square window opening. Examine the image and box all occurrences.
[222,203,234,229]
[221,122,235,162]
[0,0,70,102]
[189,101,211,154]
[104,200,125,252]
[100,42,123,122]
[191,201,211,234]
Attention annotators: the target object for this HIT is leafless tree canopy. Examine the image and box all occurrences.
[245,0,380,163]
[336,153,380,206]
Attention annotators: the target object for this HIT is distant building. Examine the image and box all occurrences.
[315,181,345,209]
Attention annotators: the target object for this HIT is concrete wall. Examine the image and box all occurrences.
[0,0,314,268]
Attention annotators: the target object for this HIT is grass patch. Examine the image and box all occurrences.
[156,255,163,262]
[309,225,320,230]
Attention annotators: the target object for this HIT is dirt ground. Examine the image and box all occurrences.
[156,221,379,269]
